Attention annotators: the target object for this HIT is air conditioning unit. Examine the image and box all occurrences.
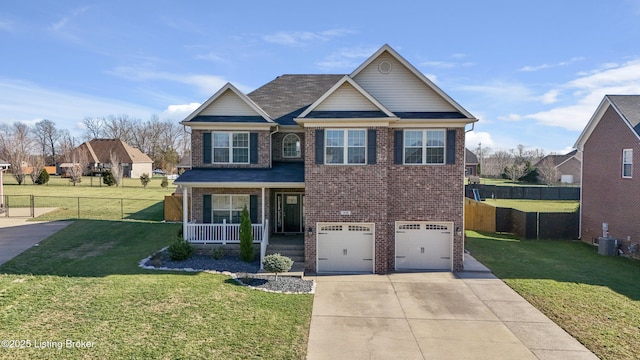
[597,237,617,256]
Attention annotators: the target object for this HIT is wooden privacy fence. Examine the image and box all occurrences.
[465,184,580,200]
[465,199,579,240]
[464,198,496,232]
[164,195,189,222]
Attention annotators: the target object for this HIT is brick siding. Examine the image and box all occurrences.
[271,132,305,162]
[191,129,271,168]
[581,106,640,258]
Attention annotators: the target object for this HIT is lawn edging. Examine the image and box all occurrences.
[138,248,316,294]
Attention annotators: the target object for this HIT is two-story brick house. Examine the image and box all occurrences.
[174,44,477,273]
[574,95,640,256]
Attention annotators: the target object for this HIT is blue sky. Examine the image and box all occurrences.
[2,0,640,154]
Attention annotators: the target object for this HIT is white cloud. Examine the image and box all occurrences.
[196,52,229,63]
[162,103,201,121]
[51,6,90,31]
[0,78,158,135]
[525,58,640,131]
[498,114,523,122]
[539,89,559,104]
[519,57,584,72]
[0,17,14,32]
[316,46,378,70]
[263,28,354,47]
[108,66,242,94]
[465,131,496,148]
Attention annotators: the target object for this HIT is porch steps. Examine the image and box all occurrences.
[266,243,305,263]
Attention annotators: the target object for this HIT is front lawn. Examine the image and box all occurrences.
[0,220,313,359]
[465,231,640,360]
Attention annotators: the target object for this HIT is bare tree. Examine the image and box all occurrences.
[82,116,106,140]
[0,122,33,185]
[109,150,123,187]
[65,147,89,186]
[537,157,559,185]
[29,155,46,184]
[33,119,60,165]
[505,163,527,183]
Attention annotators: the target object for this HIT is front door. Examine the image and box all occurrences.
[283,194,301,232]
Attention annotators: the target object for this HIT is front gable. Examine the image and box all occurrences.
[182,83,272,127]
[351,45,474,120]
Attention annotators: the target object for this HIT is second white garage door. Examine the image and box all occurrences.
[395,221,453,271]
[317,223,374,273]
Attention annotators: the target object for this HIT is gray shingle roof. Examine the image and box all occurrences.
[247,74,344,125]
[465,149,478,164]
[174,162,304,184]
[535,150,577,167]
[607,95,640,134]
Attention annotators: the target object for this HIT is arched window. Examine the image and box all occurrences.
[282,133,301,158]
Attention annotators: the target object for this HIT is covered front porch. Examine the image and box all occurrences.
[174,162,305,268]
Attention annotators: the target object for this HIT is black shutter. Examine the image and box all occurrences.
[203,194,212,223]
[393,130,403,164]
[367,129,377,165]
[249,195,258,223]
[203,132,212,164]
[446,129,456,165]
[249,133,258,164]
[315,129,325,164]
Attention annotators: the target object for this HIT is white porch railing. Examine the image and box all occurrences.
[185,220,265,244]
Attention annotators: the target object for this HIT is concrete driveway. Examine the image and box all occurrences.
[306,260,597,360]
[0,217,72,265]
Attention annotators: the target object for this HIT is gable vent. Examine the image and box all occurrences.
[378,60,392,74]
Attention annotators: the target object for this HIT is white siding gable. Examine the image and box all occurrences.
[353,52,456,113]
[315,83,380,111]
[200,89,259,116]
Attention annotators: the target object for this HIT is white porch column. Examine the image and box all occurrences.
[0,169,4,208]
[182,186,188,239]
[261,187,265,225]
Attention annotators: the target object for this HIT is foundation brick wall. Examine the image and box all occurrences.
[581,106,640,257]
[191,129,271,168]
[303,127,466,273]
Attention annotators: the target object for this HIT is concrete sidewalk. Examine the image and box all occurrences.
[0,217,72,265]
[306,255,597,360]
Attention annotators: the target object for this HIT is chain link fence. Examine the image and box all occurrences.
[2,194,163,221]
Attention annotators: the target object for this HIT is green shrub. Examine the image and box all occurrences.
[210,246,225,260]
[262,253,294,280]
[140,173,151,188]
[239,205,254,262]
[148,252,163,267]
[35,169,50,185]
[167,239,194,261]
[103,170,116,186]
[160,176,168,188]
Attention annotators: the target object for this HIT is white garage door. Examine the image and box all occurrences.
[317,223,374,273]
[395,221,453,271]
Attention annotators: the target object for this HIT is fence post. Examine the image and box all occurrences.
[30,194,34,218]
[77,197,80,219]
[121,199,124,219]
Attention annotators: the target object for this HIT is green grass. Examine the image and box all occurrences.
[472,177,579,187]
[0,220,313,359]
[2,175,175,221]
[465,231,640,360]
[482,199,579,212]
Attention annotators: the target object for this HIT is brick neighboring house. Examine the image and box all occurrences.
[465,148,479,176]
[534,150,581,184]
[174,44,477,273]
[64,139,153,178]
[574,95,640,256]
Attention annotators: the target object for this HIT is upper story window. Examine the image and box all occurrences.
[282,133,301,158]
[404,130,445,164]
[623,149,633,178]
[213,132,249,163]
[325,129,366,164]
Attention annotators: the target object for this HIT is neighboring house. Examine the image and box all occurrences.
[177,152,191,173]
[71,139,153,178]
[0,159,9,209]
[174,44,477,273]
[465,148,479,176]
[534,150,582,184]
[574,95,640,255]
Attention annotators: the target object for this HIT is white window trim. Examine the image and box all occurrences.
[403,129,446,165]
[211,194,250,223]
[212,131,250,164]
[282,133,301,158]
[324,128,367,165]
[622,148,633,178]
